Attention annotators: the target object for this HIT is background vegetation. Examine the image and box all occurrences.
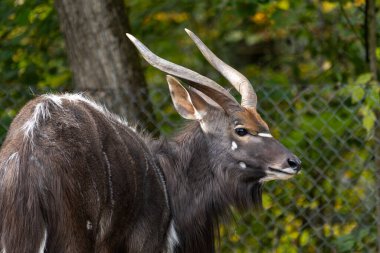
[0,0,379,252]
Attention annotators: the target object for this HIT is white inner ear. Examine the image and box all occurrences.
[195,109,210,133]
[179,87,208,122]
[194,109,207,120]
[167,76,209,121]
[186,92,208,122]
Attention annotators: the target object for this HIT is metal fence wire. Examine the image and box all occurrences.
[0,84,378,252]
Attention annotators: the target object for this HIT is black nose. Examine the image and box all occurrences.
[287,157,301,172]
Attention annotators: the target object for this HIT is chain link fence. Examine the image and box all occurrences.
[0,84,379,252]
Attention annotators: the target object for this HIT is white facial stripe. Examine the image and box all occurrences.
[258,133,272,138]
[239,162,247,169]
[231,141,238,151]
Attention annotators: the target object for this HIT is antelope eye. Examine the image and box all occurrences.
[235,128,249,136]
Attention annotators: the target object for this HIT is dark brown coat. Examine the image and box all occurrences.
[0,95,170,253]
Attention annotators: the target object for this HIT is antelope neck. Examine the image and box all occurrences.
[152,123,220,252]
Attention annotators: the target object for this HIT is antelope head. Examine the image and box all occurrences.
[127,30,301,203]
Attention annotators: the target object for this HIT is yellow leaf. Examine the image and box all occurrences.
[322,61,332,71]
[250,12,269,25]
[229,234,240,242]
[171,12,189,23]
[354,0,365,6]
[343,222,357,234]
[333,224,341,236]
[262,193,272,208]
[15,0,25,6]
[321,1,338,13]
[335,198,343,210]
[277,0,290,10]
[300,231,310,246]
[323,223,332,236]
[154,12,169,22]
[152,12,188,23]
[310,200,318,209]
[219,225,226,236]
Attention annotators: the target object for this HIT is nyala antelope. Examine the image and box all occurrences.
[0,29,301,253]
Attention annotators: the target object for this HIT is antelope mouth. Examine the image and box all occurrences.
[268,167,299,176]
[260,167,299,182]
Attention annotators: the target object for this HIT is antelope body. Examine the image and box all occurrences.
[0,29,300,253]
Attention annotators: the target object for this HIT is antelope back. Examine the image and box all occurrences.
[0,94,171,252]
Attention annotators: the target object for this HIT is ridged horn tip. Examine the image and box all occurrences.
[126,33,137,42]
[184,29,258,108]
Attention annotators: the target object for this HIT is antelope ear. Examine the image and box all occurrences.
[167,75,209,120]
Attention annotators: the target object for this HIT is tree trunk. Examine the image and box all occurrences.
[376,110,380,253]
[365,1,379,252]
[54,0,157,134]
[365,0,378,80]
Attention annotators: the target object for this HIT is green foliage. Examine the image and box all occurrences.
[128,0,379,86]
[0,0,71,90]
[340,73,380,136]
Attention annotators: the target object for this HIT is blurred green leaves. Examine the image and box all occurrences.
[0,0,71,90]
[340,73,380,136]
